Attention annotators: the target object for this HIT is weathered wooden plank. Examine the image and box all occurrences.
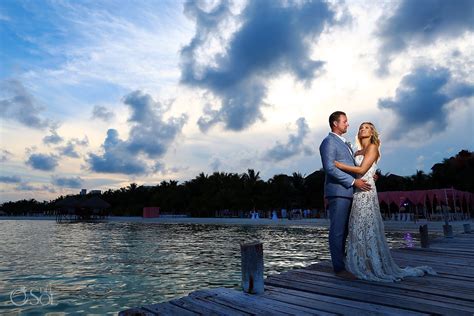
[189,289,288,316]
[431,241,474,246]
[433,239,474,244]
[391,254,474,271]
[394,247,474,259]
[436,233,474,238]
[191,288,338,316]
[435,233,474,239]
[264,285,429,316]
[142,301,199,316]
[119,307,156,316]
[215,287,339,316]
[390,250,474,266]
[392,248,474,263]
[390,257,474,273]
[395,246,474,257]
[291,267,474,303]
[390,257,474,278]
[394,248,474,258]
[307,259,474,285]
[144,302,198,316]
[430,239,474,245]
[419,243,474,250]
[429,245,474,253]
[266,274,474,315]
[287,268,474,302]
[392,264,474,280]
[392,253,474,266]
[301,264,474,293]
[170,296,250,316]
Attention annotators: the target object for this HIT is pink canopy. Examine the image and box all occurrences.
[378,188,474,211]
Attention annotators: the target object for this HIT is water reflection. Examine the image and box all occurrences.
[0,220,418,315]
[403,232,415,248]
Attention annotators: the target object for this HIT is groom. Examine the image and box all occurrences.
[319,111,370,279]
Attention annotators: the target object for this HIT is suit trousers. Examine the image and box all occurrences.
[327,197,352,273]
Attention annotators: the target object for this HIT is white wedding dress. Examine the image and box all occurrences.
[345,155,436,282]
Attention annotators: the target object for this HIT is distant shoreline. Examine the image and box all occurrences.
[0,215,472,233]
[0,215,330,226]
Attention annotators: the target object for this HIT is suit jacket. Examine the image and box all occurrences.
[319,133,356,198]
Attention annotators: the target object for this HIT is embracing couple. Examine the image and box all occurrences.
[319,111,436,282]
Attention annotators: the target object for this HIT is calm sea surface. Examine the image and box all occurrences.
[0,220,419,315]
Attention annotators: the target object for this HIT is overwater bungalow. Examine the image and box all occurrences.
[55,195,110,222]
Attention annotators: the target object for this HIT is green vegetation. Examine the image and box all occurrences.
[1,150,472,217]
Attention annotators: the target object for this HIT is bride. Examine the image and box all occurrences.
[334,122,436,282]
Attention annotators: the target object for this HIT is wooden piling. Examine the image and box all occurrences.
[240,241,264,294]
[464,223,471,233]
[443,224,453,238]
[419,224,429,248]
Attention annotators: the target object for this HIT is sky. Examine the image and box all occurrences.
[0,0,473,202]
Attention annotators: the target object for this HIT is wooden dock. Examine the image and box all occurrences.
[120,232,474,315]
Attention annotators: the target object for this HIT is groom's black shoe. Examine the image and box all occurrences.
[335,270,357,280]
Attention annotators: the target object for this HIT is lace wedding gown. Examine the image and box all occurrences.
[345,155,436,282]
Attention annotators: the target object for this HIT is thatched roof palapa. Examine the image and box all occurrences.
[55,196,110,209]
[80,196,111,209]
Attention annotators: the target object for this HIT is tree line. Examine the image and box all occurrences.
[1,150,472,217]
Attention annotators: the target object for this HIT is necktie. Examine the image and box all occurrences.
[345,141,353,154]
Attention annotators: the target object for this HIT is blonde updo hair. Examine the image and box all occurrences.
[355,122,381,161]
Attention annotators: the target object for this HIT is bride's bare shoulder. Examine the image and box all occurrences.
[367,143,379,152]
[366,144,380,160]
[354,149,364,156]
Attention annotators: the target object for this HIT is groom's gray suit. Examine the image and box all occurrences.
[319,133,356,273]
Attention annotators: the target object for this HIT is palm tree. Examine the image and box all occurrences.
[241,169,263,210]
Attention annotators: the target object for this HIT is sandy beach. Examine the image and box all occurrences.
[0,215,472,233]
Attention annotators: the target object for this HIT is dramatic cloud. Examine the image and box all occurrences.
[264,117,314,162]
[92,105,115,122]
[43,126,64,145]
[58,142,80,158]
[72,136,89,147]
[87,129,148,175]
[15,183,36,191]
[153,162,183,175]
[88,91,187,175]
[0,149,13,162]
[123,91,188,157]
[376,0,474,74]
[0,175,21,183]
[378,66,474,139]
[0,79,50,129]
[153,162,167,174]
[57,137,89,158]
[25,153,59,171]
[52,176,83,188]
[181,0,338,131]
[15,183,56,192]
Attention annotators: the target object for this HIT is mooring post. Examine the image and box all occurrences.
[443,224,453,238]
[240,241,264,294]
[419,224,429,248]
[463,223,471,234]
[442,204,453,238]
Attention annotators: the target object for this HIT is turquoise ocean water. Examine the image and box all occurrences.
[0,220,417,315]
